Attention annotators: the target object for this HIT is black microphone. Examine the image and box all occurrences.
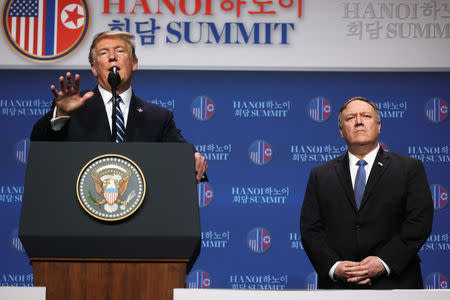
[107,66,121,92]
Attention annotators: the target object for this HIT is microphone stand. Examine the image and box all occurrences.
[111,84,117,142]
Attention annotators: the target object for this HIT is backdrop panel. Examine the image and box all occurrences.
[0,70,448,290]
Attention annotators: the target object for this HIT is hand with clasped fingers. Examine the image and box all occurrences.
[334,256,386,286]
[194,152,208,183]
[51,72,94,117]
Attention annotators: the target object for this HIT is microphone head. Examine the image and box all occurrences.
[108,67,121,89]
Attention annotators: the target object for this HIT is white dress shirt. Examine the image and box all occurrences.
[348,144,379,189]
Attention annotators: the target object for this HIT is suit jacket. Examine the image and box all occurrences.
[300,148,433,289]
[30,87,187,143]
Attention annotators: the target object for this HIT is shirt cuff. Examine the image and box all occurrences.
[329,261,341,281]
[50,107,70,131]
[378,257,391,276]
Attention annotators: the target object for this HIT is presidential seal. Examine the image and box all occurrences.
[77,154,146,221]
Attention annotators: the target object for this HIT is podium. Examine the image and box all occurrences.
[19,142,201,300]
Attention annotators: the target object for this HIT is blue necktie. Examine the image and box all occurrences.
[115,96,125,143]
[354,159,367,209]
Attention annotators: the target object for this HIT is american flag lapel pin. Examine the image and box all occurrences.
[378,161,383,167]
[137,107,143,112]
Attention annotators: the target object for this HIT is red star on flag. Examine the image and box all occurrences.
[64,6,83,27]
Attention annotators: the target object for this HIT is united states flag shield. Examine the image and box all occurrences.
[2,0,89,61]
[104,188,118,205]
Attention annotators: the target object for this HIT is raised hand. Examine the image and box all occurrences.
[51,72,93,117]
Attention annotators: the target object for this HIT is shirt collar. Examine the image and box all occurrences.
[348,144,380,167]
[97,84,132,107]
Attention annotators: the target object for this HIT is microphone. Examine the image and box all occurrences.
[108,67,121,91]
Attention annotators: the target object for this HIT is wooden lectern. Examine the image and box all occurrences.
[19,142,201,300]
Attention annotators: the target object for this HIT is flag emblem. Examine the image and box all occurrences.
[379,141,389,152]
[308,96,331,122]
[247,227,271,253]
[430,184,448,211]
[11,228,25,252]
[197,182,214,208]
[15,138,29,164]
[186,270,212,289]
[249,140,272,166]
[192,96,215,121]
[425,97,448,123]
[305,272,318,290]
[425,273,448,289]
[2,0,90,62]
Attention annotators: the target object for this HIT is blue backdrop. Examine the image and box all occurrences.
[0,70,449,289]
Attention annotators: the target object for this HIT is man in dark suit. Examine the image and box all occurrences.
[30,31,207,182]
[300,97,433,289]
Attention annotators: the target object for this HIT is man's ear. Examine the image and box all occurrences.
[132,58,138,72]
[90,64,98,77]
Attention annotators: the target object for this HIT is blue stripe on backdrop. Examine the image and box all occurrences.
[0,70,448,289]
[44,0,56,56]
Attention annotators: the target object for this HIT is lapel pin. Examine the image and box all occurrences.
[378,162,383,166]
[137,108,143,113]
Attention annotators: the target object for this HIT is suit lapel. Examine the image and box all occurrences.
[124,93,145,141]
[359,148,391,210]
[334,154,358,211]
[83,87,111,140]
